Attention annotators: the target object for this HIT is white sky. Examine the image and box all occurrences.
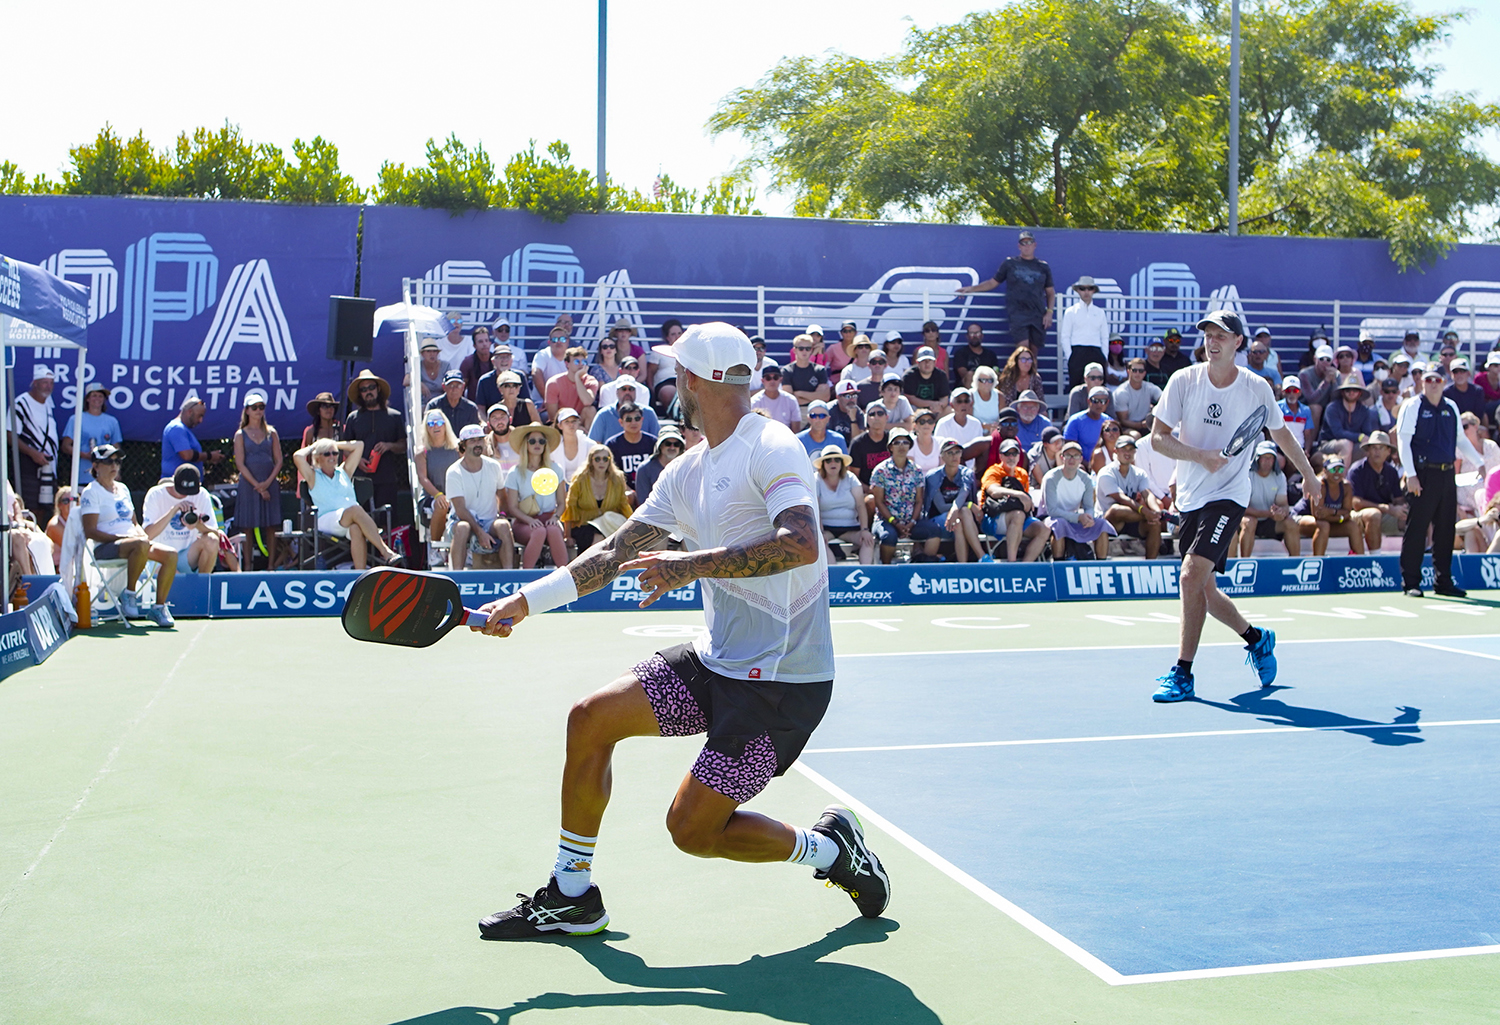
[3,1,1496,218]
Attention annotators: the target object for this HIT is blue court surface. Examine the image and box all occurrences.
[799,637,1500,981]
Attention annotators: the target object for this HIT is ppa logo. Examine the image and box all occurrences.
[1479,556,1500,589]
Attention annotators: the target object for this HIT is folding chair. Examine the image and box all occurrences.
[84,539,159,627]
[299,495,353,570]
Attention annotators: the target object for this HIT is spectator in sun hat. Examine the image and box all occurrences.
[1349,429,1407,548]
[902,345,951,414]
[1012,390,1051,451]
[828,378,865,442]
[591,374,659,441]
[1063,385,1112,461]
[80,444,181,627]
[303,391,341,447]
[1237,440,1301,557]
[413,338,445,404]
[869,426,925,563]
[60,380,122,478]
[490,368,542,428]
[632,424,686,508]
[426,368,482,430]
[980,437,1048,562]
[504,422,569,569]
[1333,344,1363,386]
[812,445,875,564]
[838,334,878,387]
[343,369,407,522]
[1318,373,1378,464]
[751,364,802,430]
[444,423,515,570]
[1059,274,1109,390]
[143,463,229,576]
[849,402,892,484]
[795,399,847,456]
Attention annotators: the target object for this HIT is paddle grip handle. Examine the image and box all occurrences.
[465,610,513,628]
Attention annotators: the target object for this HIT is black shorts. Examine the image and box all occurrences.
[632,643,833,805]
[1177,499,1244,572]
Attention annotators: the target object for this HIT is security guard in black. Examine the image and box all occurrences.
[1395,368,1485,595]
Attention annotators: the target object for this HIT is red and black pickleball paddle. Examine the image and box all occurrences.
[341,567,506,648]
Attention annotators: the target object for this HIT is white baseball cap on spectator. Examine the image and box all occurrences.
[32,365,54,380]
[886,427,915,446]
[1451,357,1471,372]
[915,346,937,362]
[950,386,973,400]
[882,370,903,384]
[1084,362,1104,377]
[613,374,640,392]
[420,339,440,352]
[243,388,269,407]
[1088,385,1110,399]
[1487,350,1500,366]
[807,399,831,413]
[835,378,859,396]
[1314,344,1335,361]
[459,424,486,443]
[652,322,756,385]
[1390,351,1412,366]
[1254,440,1278,457]
[1255,327,1272,339]
[885,330,903,342]
[806,323,824,336]
[1281,375,1301,392]
[556,407,582,423]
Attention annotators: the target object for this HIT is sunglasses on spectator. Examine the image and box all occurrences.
[841,327,856,333]
[954,396,972,403]
[1077,286,1097,293]
[58,496,75,505]
[794,345,813,352]
[319,401,337,408]
[869,357,887,364]
[1103,426,1120,433]
[599,342,615,349]
[867,408,888,417]
[248,403,266,410]
[1089,396,1107,403]
[359,384,379,392]
[591,456,612,464]
[1441,349,1457,357]
[500,382,519,388]
[1130,366,1145,372]
[527,436,547,446]
[662,441,683,450]
[621,415,643,423]
[1328,465,1345,474]
[809,412,828,419]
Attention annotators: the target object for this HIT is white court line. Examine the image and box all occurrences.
[835,633,1500,659]
[802,718,1500,755]
[793,759,1500,985]
[1393,637,1500,662]
[0,623,207,920]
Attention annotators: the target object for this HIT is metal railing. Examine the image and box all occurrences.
[405,275,1500,403]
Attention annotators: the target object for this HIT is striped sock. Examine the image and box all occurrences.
[786,826,839,870]
[554,830,597,898]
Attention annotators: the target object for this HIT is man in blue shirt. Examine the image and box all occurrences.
[795,400,848,456]
[161,397,223,479]
[1063,386,1110,461]
[1318,374,1378,464]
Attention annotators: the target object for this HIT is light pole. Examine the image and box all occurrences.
[597,0,608,210]
[1230,0,1242,237]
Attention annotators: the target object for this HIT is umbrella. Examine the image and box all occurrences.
[372,302,450,338]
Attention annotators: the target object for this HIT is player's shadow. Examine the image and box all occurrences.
[1197,687,1423,745]
[384,918,940,1025]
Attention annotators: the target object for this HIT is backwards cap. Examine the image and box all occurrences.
[653,322,756,386]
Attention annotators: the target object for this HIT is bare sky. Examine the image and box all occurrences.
[3,1,1496,217]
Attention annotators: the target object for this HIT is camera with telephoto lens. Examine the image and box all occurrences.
[182,510,200,525]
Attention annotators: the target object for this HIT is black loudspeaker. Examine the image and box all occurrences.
[327,296,377,361]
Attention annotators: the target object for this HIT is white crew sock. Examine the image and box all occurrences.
[786,826,840,870]
[554,829,597,897]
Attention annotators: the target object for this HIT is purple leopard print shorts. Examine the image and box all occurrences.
[631,644,833,805]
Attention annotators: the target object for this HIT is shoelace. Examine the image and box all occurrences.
[825,879,861,899]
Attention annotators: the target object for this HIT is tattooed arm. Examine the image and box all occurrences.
[621,504,822,608]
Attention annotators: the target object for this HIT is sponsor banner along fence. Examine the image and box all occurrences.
[21,554,1498,622]
[0,583,74,680]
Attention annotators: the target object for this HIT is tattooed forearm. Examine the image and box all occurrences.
[567,517,671,597]
[688,505,821,579]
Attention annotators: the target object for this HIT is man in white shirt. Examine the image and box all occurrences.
[1095,436,1162,558]
[1149,310,1319,703]
[1060,275,1109,391]
[935,387,985,469]
[531,327,570,404]
[446,423,515,569]
[11,366,59,521]
[472,322,888,940]
[142,465,226,574]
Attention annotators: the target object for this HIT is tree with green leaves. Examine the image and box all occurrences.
[712,0,1500,267]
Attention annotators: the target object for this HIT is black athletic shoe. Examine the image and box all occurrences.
[1434,583,1468,598]
[478,877,609,940]
[1404,587,1424,598]
[810,805,890,919]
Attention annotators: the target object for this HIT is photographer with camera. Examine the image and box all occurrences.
[143,465,234,574]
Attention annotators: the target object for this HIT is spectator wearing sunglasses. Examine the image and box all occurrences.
[854,352,890,407]
[445,424,516,570]
[589,376,660,441]
[1063,386,1112,462]
[827,379,865,443]
[293,439,405,570]
[544,346,600,429]
[1060,276,1108,391]
[46,485,74,569]
[232,389,283,569]
[604,402,658,497]
[60,381,122,477]
[1309,454,1365,554]
[785,333,832,407]
[795,400,848,457]
[633,425,686,508]
[752,365,803,431]
[838,335,877,387]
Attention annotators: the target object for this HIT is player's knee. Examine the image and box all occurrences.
[664,805,720,858]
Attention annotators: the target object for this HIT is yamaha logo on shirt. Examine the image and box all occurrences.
[1204,402,1223,426]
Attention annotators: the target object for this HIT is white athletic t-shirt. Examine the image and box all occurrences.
[1153,364,1284,512]
[634,413,834,683]
[446,456,504,522]
[142,484,214,552]
[80,479,135,537]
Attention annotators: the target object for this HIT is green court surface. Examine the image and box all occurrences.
[2,594,1498,1025]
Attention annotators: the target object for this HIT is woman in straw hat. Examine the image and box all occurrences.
[505,423,568,568]
[813,444,874,564]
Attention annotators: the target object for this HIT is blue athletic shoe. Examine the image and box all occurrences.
[1151,666,1194,703]
[1245,628,1277,687]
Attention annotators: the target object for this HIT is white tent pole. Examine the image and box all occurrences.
[71,346,86,492]
[400,279,425,544]
[0,316,11,615]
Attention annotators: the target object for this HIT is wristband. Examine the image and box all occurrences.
[519,567,579,615]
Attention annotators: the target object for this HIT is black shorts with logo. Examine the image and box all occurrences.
[1177,499,1245,573]
[632,643,833,805]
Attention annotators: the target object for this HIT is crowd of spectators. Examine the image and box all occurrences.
[8,274,1500,618]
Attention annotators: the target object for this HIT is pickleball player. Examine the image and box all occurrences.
[1148,311,1321,703]
[471,322,890,939]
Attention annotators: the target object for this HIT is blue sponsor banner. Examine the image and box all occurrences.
[0,254,90,345]
[829,562,1052,605]
[0,583,74,681]
[0,197,358,440]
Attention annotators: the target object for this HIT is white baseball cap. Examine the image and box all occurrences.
[1315,345,1335,361]
[884,330,903,342]
[1487,350,1500,366]
[915,346,937,361]
[835,378,859,395]
[613,374,640,391]
[1281,375,1301,392]
[806,323,825,336]
[458,424,486,442]
[653,322,756,386]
